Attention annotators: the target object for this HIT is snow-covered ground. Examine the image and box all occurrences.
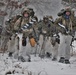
[0,51,76,75]
[0,0,76,75]
[0,33,76,75]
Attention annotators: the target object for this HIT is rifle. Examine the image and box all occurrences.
[58,23,71,34]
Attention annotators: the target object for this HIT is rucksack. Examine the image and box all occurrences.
[12,15,22,23]
[29,37,36,47]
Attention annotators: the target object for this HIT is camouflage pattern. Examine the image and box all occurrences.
[55,8,76,63]
[1,8,31,53]
[55,8,76,35]
[38,16,58,58]
[8,8,31,38]
[13,17,29,32]
[38,17,56,37]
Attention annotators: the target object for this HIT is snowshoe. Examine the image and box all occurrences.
[59,57,65,63]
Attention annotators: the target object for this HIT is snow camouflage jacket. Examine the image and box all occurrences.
[7,8,35,37]
[38,20,57,37]
[12,16,39,38]
[22,16,40,41]
[55,9,76,35]
[7,15,31,37]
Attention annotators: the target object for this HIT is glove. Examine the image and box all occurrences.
[42,30,47,34]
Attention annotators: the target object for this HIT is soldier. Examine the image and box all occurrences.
[6,8,32,61]
[28,16,40,55]
[38,16,57,58]
[55,7,76,64]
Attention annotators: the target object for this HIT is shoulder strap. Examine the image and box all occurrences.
[19,16,23,28]
[69,18,72,30]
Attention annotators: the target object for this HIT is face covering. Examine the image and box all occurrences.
[64,14,70,19]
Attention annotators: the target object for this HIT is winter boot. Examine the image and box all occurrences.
[28,58,31,62]
[59,57,65,63]
[52,57,57,61]
[65,59,70,64]
[8,52,13,57]
[18,56,25,62]
[39,54,45,58]
[46,52,52,58]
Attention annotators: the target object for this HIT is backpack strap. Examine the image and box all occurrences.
[19,16,23,29]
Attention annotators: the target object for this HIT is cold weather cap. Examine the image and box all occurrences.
[21,8,30,16]
[65,8,71,12]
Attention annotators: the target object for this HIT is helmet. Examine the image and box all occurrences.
[43,16,49,23]
[21,8,30,16]
[65,8,71,12]
[43,16,48,20]
[49,16,53,19]
[65,6,71,12]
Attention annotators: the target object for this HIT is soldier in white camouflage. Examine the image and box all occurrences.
[6,8,33,61]
[38,16,59,58]
[55,7,76,64]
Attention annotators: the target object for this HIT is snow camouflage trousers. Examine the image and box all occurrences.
[59,33,72,59]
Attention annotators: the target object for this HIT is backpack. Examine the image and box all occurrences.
[29,37,36,47]
[10,15,23,30]
[12,15,22,23]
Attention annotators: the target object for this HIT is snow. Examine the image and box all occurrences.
[0,0,76,75]
[1,34,76,75]
[0,32,75,75]
[0,52,76,75]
